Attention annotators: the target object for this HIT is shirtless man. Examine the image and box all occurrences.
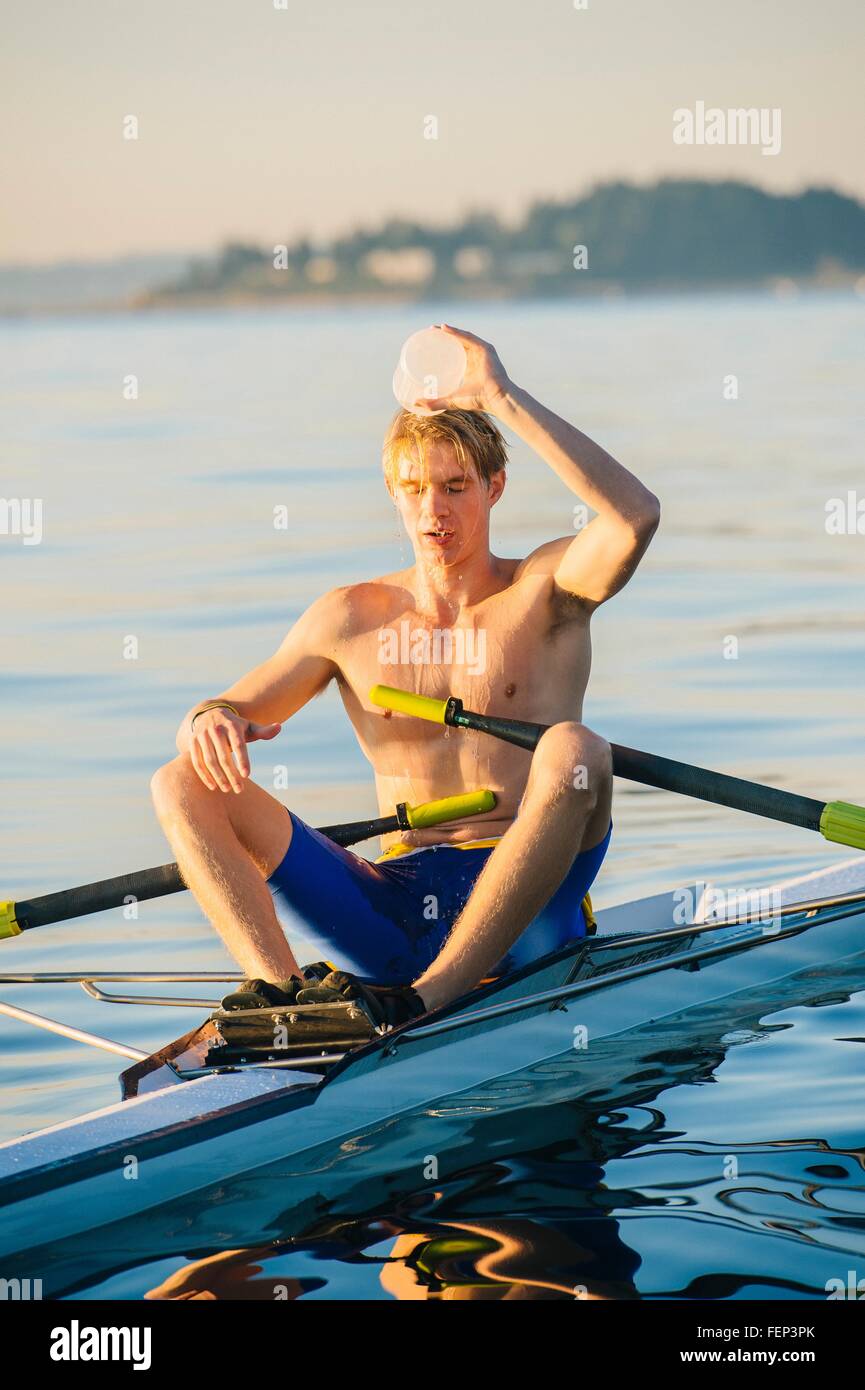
[150,326,660,1025]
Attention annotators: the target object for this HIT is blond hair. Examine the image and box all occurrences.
[382,408,509,494]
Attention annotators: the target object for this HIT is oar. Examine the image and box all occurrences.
[0,789,495,939]
[369,685,865,852]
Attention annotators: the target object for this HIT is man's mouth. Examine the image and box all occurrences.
[423,528,455,545]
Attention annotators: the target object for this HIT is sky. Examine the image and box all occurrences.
[1,0,863,264]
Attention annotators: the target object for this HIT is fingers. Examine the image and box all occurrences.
[207,725,246,794]
[196,728,233,793]
[191,726,242,794]
[190,737,218,792]
[225,722,251,779]
[189,713,282,792]
[438,323,487,348]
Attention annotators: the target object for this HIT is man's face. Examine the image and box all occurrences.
[390,441,503,568]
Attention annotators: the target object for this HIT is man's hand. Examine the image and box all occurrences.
[412,324,513,414]
[296,970,427,1029]
[189,706,281,794]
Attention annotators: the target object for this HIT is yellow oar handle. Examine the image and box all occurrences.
[0,903,21,940]
[370,684,450,724]
[820,802,865,851]
[405,790,496,829]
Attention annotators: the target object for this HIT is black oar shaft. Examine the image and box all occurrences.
[609,743,825,832]
[13,813,405,933]
[448,705,826,834]
[15,864,185,932]
[9,797,493,934]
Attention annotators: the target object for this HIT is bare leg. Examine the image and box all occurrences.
[413,722,612,1010]
[150,753,302,981]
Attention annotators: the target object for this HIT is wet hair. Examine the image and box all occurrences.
[382,407,509,494]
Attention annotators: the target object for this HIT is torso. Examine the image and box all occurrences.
[331,558,593,851]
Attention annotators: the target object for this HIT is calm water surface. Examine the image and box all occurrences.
[1,292,863,1298]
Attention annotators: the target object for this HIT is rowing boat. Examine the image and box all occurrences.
[3,686,865,1291]
[2,853,865,1290]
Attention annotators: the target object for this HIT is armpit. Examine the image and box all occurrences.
[548,578,592,630]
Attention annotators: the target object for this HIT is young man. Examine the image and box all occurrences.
[151,326,659,1026]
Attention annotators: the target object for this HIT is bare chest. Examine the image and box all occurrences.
[337,577,592,753]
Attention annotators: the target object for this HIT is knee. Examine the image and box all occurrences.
[150,753,199,819]
[530,721,612,802]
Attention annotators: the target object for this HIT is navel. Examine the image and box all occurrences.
[504,682,516,699]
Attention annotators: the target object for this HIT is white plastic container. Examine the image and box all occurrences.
[393,327,467,416]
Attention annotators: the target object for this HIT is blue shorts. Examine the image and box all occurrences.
[267,811,612,985]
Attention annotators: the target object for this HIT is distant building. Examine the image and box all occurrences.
[363,247,435,285]
[453,246,493,279]
[503,250,565,277]
[305,256,339,284]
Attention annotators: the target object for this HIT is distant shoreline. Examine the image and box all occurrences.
[5,178,863,320]
[2,270,863,322]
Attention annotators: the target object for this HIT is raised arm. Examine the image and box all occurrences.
[413,325,660,610]
[494,382,660,607]
[176,588,345,792]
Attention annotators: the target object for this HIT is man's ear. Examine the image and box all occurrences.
[488,470,506,507]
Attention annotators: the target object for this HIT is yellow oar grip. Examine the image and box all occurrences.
[820,801,865,851]
[0,903,21,939]
[406,790,496,829]
[369,684,450,724]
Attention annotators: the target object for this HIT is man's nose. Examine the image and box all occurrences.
[420,487,450,516]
